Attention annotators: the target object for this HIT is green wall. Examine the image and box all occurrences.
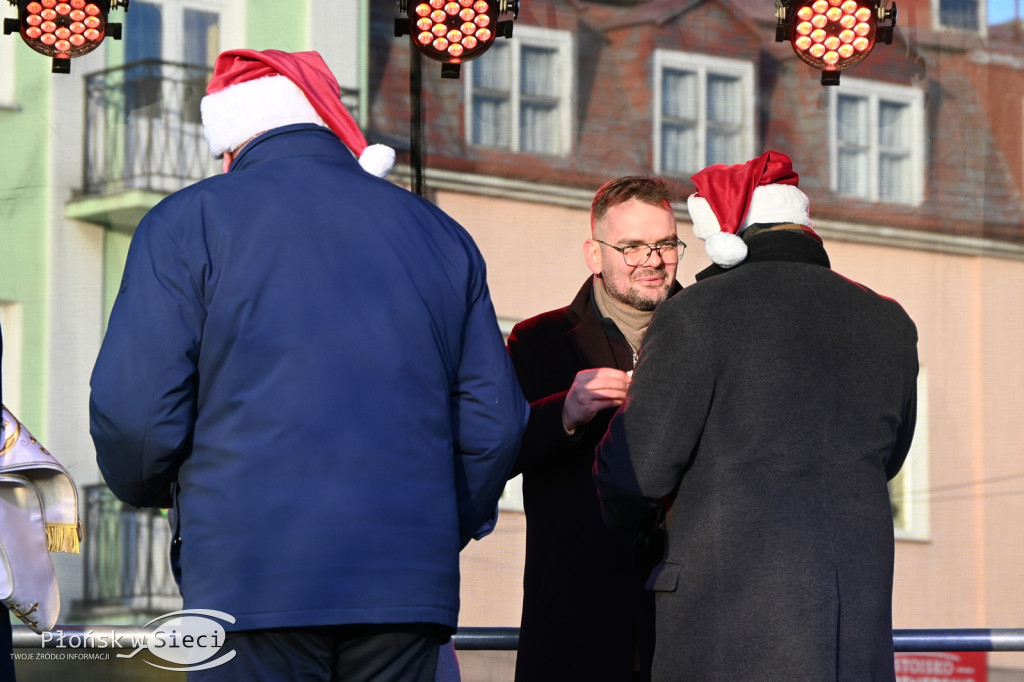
[0,1,317,425]
[245,0,309,51]
[0,43,53,427]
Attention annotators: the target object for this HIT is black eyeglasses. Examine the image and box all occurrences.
[593,239,687,267]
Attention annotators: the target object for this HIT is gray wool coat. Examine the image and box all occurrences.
[594,228,918,682]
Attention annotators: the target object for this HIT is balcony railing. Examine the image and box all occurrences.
[76,485,181,617]
[82,59,219,197]
[80,59,362,199]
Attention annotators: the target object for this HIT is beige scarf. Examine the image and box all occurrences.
[592,276,655,360]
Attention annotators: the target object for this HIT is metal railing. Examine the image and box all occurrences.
[77,485,180,615]
[57,485,1024,663]
[12,626,1024,651]
[80,59,362,198]
[81,59,218,196]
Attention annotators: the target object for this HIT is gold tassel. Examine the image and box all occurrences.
[46,521,83,554]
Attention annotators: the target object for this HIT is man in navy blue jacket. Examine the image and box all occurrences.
[90,49,528,682]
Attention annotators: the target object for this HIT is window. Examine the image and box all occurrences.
[127,0,227,66]
[829,78,925,205]
[309,0,362,96]
[0,5,15,108]
[0,53,12,109]
[653,50,755,176]
[465,25,573,156]
[936,0,982,32]
[0,302,23,414]
[892,367,930,540]
[118,0,233,190]
[126,1,223,121]
[496,316,524,512]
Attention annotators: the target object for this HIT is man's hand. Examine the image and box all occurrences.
[562,367,632,434]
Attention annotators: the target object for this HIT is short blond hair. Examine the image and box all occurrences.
[590,176,675,235]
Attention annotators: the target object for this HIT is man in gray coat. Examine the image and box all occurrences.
[594,151,918,682]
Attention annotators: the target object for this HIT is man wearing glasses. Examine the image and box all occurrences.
[506,176,684,682]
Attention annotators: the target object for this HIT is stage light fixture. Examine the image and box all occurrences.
[395,0,518,79]
[4,0,128,74]
[775,0,896,85]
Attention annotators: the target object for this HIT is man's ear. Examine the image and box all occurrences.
[584,238,603,275]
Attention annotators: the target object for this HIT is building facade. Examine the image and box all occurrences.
[370,0,1024,678]
[2,0,1024,678]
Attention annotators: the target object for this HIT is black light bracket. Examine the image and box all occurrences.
[877,1,897,44]
[774,0,791,40]
[498,0,518,19]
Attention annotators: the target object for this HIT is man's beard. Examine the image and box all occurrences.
[601,268,669,311]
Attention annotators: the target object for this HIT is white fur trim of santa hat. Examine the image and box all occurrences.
[359,144,396,178]
[201,49,396,177]
[200,74,396,178]
[687,183,811,268]
[201,75,326,159]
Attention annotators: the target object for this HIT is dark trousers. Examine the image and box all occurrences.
[1,616,14,682]
[189,623,447,682]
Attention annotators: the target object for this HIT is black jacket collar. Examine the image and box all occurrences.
[695,226,831,281]
[565,277,683,371]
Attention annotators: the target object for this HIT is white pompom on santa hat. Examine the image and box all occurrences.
[200,48,395,178]
[686,150,815,268]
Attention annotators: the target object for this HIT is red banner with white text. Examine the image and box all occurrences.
[895,652,987,682]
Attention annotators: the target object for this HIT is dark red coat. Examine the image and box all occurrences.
[507,278,674,682]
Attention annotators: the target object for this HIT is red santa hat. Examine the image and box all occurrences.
[200,49,395,177]
[686,150,814,268]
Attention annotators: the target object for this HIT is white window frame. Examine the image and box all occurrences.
[497,315,524,512]
[0,302,24,414]
[0,4,17,107]
[828,77,926,206]
[932,0,986,35]
[464,25,574,156]
[892,367,930,541]
[130,0,243,65]
[309,0,362,95]
[652,49,755,176]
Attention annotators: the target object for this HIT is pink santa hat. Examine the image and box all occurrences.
[200,49,395,177]
[686,150,816,268]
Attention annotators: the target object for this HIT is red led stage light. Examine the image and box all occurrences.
[775,0,896,85]
[4,0,127,73]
